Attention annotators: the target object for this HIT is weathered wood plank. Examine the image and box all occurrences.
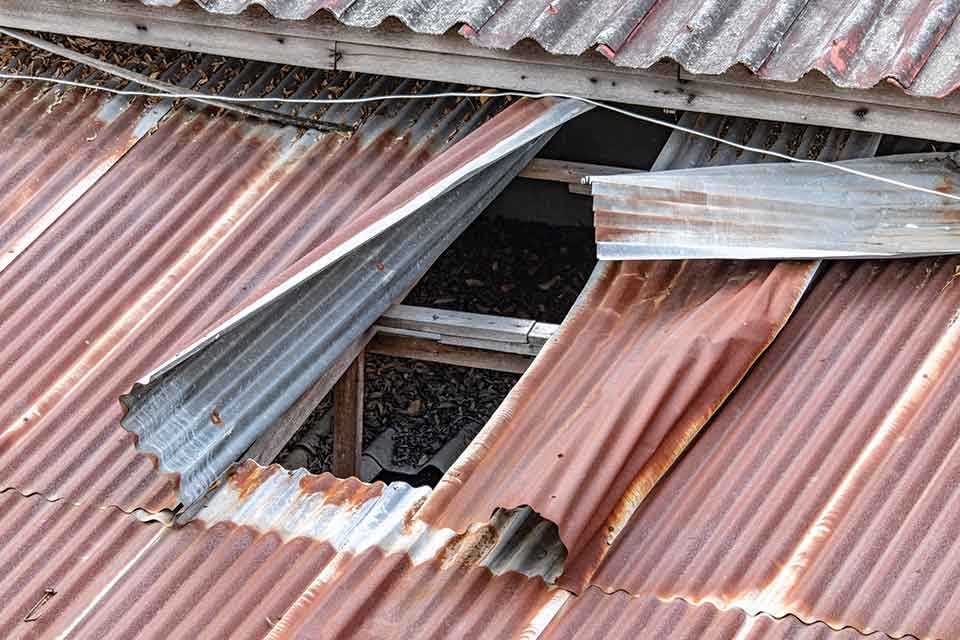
[379,305,535,344]
[332,352,364,477]
[4,0,960,142]
[519,158,636,184]
[367,333,534,374]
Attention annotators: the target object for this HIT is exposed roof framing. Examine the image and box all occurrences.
[3,0,960,142]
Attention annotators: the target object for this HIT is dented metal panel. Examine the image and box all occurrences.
[418,112,880,595]
[589,257,960,639]
[0,42,579,514]
[140,0,960,97]
[539,589,876,640]
[592,151,960,260]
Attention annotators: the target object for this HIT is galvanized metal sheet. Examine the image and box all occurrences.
[539,588,876,640]
[140,0,960,97]
[417,112,880,595]
[589,256,960,639]
[592,151,960,260]
[0,41,577,514]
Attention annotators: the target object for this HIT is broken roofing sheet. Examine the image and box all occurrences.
[142,0,960,97]
[0,39,586,514]
[588,257,960,639]
[591,151,960,260]
[120,120,565,509]
[417,113,881,593]
[0,462,565,639]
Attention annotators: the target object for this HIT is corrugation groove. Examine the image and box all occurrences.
[141,0,960,97]
[0,43,523,513]
[588,256,960,639]
[539,588,882,639]
[417,111,880,595]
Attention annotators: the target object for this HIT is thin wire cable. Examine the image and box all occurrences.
[2,70,958,203]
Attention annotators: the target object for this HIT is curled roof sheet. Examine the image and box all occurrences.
[142,0,960,97]
[588,257,960,639]
[417,111,880,593]
[0,40,581,514]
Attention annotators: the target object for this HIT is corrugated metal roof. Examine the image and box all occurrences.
[416,112,880,594]
[0,41,583,514]
[141,0,960,97]
[539,588,883,640]
[0,462,568,638]
[591,151,960,260]
[588,256,960,639]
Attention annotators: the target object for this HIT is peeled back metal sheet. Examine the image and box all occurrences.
[592,152,960,260]
[119,128,563,509]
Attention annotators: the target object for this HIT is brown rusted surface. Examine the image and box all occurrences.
[0,491,163,640]
[0,489,339,640]
[590,257,960,639]
[540,588,877,640]
[268,547,557,640]
[0,80,153,266]
[419,257,818,592]
[0,47,550,513]
[0,464,564,639]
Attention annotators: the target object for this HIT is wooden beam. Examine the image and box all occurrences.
[369,305,559,371]
[4,0,960,143]
[518,158,637,184]
[332,352,364,478]
[367,333,534,374]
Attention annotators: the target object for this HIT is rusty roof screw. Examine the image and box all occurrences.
[23,588,56,622]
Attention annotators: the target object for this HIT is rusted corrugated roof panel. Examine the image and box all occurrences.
[0,70,172,274]
[0,41,583,514]
[0,490,165,639]
[417,112,880,594]
[141,0,960,97]
[589,256,960,639]
[591,151,960,260]
[0,462,566,638]
[539,589,881,640]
